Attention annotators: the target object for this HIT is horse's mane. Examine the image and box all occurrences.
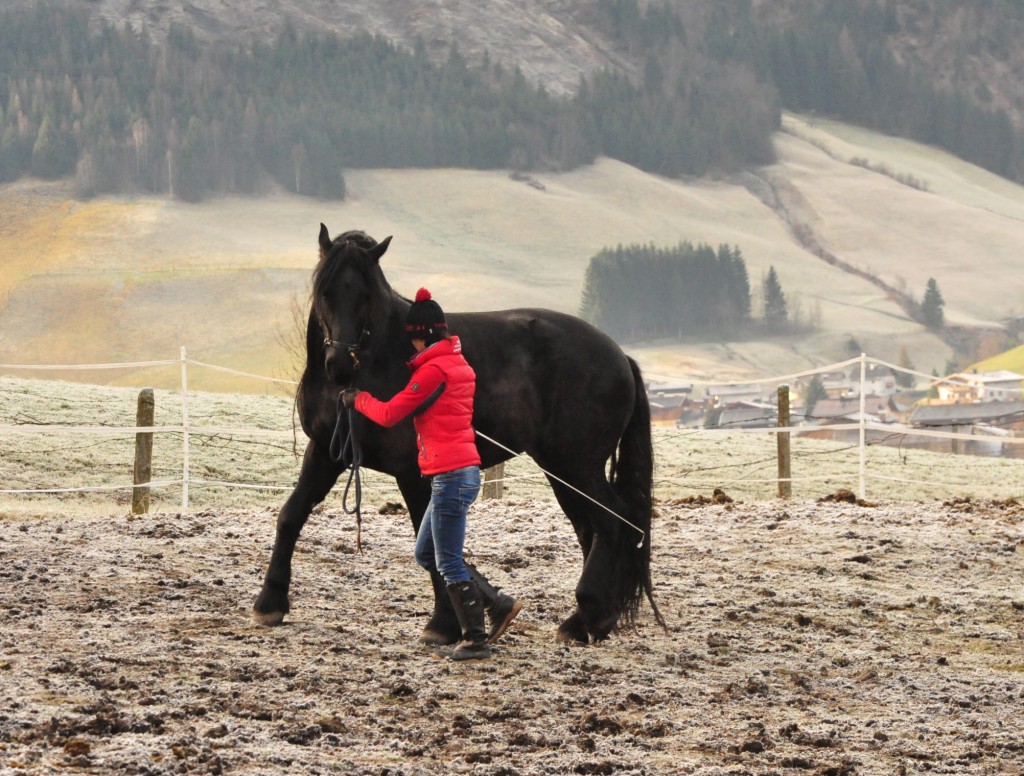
[311,229,379,301]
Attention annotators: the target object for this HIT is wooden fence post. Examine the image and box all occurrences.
[132,388,155,515]
[482,463,504,500]
[777,384,792,499]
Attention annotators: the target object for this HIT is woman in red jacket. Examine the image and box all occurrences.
[342,289,521,660]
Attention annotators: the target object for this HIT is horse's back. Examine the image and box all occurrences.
[451,308,638,462]
[454,308,630,365]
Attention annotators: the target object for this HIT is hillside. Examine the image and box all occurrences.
[2,112,1024,391]
[13,1,1024,132]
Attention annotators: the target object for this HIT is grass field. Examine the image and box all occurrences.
[2,375,1021,518]
[3,113,1024,393]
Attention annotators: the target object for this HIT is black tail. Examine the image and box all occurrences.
[610,357,664,629]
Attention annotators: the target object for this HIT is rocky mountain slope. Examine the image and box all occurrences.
[15,0,1024,129]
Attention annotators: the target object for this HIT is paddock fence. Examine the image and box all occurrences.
[1,349,1021,514]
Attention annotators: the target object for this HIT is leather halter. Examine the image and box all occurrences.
[323,315,370,370]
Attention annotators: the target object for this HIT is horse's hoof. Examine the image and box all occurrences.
[420,628,459,646]
[253,609,286,627]
[555,629,587,645]
[556,613,590,645]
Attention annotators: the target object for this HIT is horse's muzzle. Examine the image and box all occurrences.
[324,350,355,384]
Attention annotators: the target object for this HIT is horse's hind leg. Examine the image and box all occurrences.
[546,475,625,644]
[254,441,341,625]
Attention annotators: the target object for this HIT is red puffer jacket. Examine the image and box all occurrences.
[354,336,481,476]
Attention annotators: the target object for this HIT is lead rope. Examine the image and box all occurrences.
[473,428,647,548]
[329,393,363,552]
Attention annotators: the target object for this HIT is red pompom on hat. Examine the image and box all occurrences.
[405,287,448,342]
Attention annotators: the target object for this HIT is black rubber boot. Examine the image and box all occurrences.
[446,580,492,661]
[467,563,523,644]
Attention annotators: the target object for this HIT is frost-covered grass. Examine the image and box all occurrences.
[653,424,1024,503]
[1,376,1021,517]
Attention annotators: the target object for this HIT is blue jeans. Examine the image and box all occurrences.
[414,466,481,584]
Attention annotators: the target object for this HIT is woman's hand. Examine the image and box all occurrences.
[341,388,361,408]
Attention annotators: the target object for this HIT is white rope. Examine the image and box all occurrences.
[0,359,178,370]
[189,425,299,439]
[474,429,647,544]
[189,478,400,493]
[187,359,299,386]
[478,473,546,484]
[677,356,863,387]
[188,479,304,492]
[0,479,181,495]
[672,421,1024,445]
[0,424,185,434]
[867,473,1024,490]
[862,421,1024,444]
[668,354,1005,391]
[663,474,846,487]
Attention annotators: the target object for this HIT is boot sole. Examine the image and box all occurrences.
[450,648,491,661]
[488,600,524,644]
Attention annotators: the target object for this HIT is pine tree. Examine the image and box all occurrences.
[762,266,788,333]
[921,278,945,330]
[804,374,827,417]
[896,345,916,388]
[31,114,75,179]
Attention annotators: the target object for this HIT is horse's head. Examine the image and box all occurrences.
[311,224,393,385]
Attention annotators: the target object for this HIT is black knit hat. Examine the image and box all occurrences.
[405,288,448,343]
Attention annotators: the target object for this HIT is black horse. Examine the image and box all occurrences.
[253,225,662,643]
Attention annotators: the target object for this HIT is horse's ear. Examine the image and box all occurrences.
[368,235,392,263]
[318,223,333,257]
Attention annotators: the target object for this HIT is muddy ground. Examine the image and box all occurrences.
[2,494,1024,775]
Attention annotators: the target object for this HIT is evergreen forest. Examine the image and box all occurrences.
[1,0,1022,202]
[694,0,1024,182]
[579,242,752,341]
[0,3,777,201]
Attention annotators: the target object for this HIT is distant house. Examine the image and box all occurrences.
[646,379,694,422]
[798,395,893,444]
[714,402,777,429]
[852,364,897,397]
[794,364,896,403]
[909,400,1024,456]
[910,400,1024,429]
[936,370,1024,402]
[705,383,764,408]
[804,396,895,424]
[809,370,856,399]
[646,379,694,406]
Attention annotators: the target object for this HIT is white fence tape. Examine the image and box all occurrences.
[1,350,1021,507]
[0,359,178,370]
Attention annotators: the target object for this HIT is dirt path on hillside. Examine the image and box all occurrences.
[2,496,1023,774]
[734,163,919,320]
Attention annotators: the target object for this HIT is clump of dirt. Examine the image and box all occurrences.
[816,488,877,507]
[661,487,736,507]
[944,495,1024,517]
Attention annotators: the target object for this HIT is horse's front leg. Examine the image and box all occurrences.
[253,440,342,626]
[396,472,461,645]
